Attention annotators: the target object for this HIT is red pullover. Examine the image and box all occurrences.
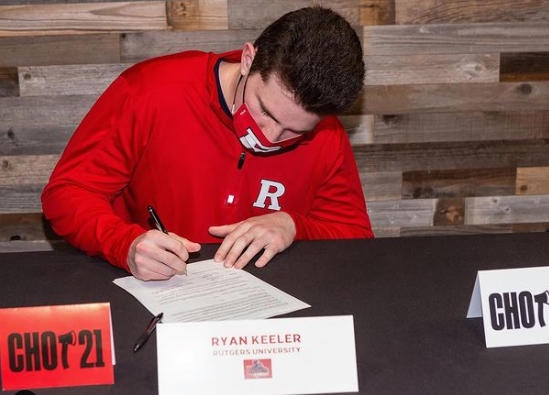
[41,50,373,271]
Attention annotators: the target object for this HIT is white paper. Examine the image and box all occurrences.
[113,259,310,322]
[157,316,358,395]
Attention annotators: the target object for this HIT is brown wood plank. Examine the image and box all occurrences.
[372,111,549,143]
[353,139,549,173]
[167,0,228,31]
[227,0,361,30]
[512,222,549,233]
[433,197,465,226]
[0,67,19,97]
[363,22,549,56]
[120,29,261,63]
[0,154,59,187]
[400,224,514,236]
[395,0,549,24]
[19,63,130,96]
[0,34,120,67]
[361,81,549,115]
[0,2,167,37]
[360,0,395,25]
[365,53,499,85]
[465,194,549,225]
[0,240,65,253]
[402,168,516,199]
[500,52,549,82]
[516,167,549,195]
[0,212,60,242]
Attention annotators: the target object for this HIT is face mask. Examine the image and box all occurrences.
[232,76,303,154]
[233,103,302,153]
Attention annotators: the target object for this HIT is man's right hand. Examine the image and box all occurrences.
[127,230,201,281]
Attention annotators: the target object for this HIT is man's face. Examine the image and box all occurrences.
[241,73,321,143]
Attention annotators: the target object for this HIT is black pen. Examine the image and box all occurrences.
[133,312,163,352]
[147,205,187,275]
[148,205,169,234]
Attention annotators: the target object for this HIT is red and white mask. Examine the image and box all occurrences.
[232,103,302,153]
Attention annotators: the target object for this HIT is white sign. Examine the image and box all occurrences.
[157,315,359,395]
[467,266,549,348]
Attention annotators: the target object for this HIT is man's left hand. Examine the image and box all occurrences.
[208,212,296,269]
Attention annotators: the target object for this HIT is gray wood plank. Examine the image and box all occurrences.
[465,194,549,225]
[353,139,549,173]
[19,63,130,96]
[120,29,261,63]
[363,22,549,56]
[395,0,549,24]
[365,53,499,85]
[372,111,549,143]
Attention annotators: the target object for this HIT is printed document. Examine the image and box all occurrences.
[113,260,310,322]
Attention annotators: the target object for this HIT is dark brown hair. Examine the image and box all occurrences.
[250,6,365,116]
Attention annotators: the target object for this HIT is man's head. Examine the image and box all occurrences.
[249,6,365,116]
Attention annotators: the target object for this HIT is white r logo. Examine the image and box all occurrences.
[252,180,286,211]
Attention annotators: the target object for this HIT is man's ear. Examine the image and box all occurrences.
[240,42,256,77]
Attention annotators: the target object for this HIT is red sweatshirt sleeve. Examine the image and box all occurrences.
[287,127,374,240]
[41,76,147,271]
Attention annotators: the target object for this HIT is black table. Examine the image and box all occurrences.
[1,233,549,394]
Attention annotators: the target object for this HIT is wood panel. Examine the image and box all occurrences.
[19,64,130,96]
[0,125,76,156]
[0,155,58,187]
[0,96,95,127]
[167,0,228,30]
[353,139,549,173]
[0,67,18,97]
[367,198,435,228]
[120,29,260,62]
[0,34,120,67]
[227,0,361,29]
[364,53,499,85]
[395,0,549,24]
[516,167,549,195]
[402,168,516,199]
[360,0,395,25]
[362,81,549,114]
[372,111,549,143]
[0,2,167,36]
[363,22,549,56]
[465,194,549,225]
[500,52,549,82]
[0,213,58,242]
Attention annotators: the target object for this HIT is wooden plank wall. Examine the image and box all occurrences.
[1,0,549,251]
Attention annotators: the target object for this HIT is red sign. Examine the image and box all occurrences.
[0,303,114,390]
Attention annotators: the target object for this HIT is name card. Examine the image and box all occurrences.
[467,266,549,348]
[157,315,358,395]
[0,303,115,390]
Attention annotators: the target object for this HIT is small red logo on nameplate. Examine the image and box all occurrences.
[243,359,272,379]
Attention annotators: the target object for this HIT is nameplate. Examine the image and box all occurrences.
[157,315,358,395]
[0,303,115,390]
[467,266,549,348]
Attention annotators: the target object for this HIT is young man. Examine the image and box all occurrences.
[41,6,374,281]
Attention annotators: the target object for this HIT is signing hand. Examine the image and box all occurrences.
[127,230,201,281]
[208,212,296,269]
